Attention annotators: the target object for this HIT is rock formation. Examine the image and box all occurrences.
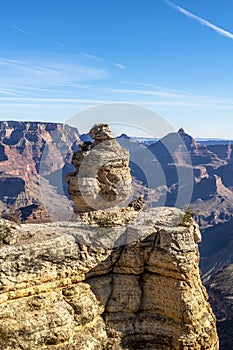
[66,124,132,213]
[0,123,219,349]
[0,207,219,349]
[1,121,233,229]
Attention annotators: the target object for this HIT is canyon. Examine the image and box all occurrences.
[2,121,233,348]
[0,122,220,349]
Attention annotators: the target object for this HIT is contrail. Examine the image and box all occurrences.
[164,0,233,40]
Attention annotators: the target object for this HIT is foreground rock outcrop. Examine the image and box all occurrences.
[0,207,219,349]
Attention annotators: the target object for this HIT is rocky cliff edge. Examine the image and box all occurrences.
[0,207,218,349]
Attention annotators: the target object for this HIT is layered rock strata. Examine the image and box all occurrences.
[0,207,219,349]
[0,121,80,221]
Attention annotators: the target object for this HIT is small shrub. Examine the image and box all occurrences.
[94,217,114,228]
[105,319,115,338]
[179,206,197,227]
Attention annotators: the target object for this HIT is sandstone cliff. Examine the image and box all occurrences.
[0,207,218,349]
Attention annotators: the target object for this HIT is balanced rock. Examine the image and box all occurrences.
[66,124,132,213]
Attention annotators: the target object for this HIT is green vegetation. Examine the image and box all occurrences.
[105,319,115,339]
[94,217,114,228]
[179,206,197,227]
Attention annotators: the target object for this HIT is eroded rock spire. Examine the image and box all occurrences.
[66,123,132,213]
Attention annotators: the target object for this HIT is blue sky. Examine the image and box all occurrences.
[1,0,233,137]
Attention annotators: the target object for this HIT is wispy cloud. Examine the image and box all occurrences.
[80,52,104,62]
[0,58,56,74]
[121,81,154,87]
[0,77,212,103]
[164,0,233,40]
[104,87,188,98]
[121,81,193,95]
[0,55,108,86]
[112,63,125,70]
[0,83,72,95]
[2,96,233,110]
[80,54,125,70]
[0,89,30,97]
[2,51,233,115]
[52,83,194,98]
[12,24,35,36]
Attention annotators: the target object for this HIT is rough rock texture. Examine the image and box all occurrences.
[0,208,218,349]
[66,124,132,213]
